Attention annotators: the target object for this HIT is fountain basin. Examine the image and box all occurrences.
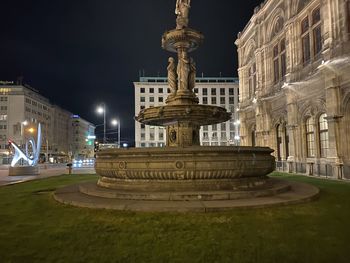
[95,146,275,191]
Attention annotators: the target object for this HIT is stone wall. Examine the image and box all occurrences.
[236,0,350,178]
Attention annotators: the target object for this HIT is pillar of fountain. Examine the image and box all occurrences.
[136,2,231,147]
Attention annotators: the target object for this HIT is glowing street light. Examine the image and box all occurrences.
[96,103,106,143]
[111,118,121,148]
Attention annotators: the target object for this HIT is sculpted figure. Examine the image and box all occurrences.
[167,57,177,95]
[177,50,190,91]
[175,0,191,29]
[188,57,196,91]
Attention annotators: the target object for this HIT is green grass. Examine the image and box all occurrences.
[0,173,350,263]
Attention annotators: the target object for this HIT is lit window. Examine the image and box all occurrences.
[301,7,322,64]
[221,132,226,139]
[319,113,329,157]
[273,39,286,83]
[306,117,315,157]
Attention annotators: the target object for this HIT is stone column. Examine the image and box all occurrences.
[286,90,298,172]
[325,76,344,178]
[240,114,248,146]
[326,116,344,178]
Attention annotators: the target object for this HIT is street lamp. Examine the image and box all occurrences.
[20,120,28,147]
[111,118,121,148]
[96,103,106,144]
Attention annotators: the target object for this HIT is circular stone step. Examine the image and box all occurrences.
[53,178,320,212]
[78,179,291,201]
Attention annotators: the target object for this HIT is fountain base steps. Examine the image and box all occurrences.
[54,178,319,212]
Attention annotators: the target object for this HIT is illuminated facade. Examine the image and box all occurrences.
[0,83,95,163]
[134,76,240,147]
[71,115,95,159]
[235,0,350,178]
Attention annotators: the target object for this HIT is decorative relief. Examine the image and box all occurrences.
[118,161,127,170]
[170,129,177,143]
[175,161,184,169]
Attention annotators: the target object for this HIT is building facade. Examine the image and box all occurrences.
[134,77,240,147]
[235,0,350,178]
[71,115,96,159]
[0,82,95,163]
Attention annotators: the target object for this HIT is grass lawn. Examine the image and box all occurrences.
[0,173,349,263]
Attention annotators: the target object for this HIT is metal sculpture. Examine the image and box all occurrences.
[9,123,42,167]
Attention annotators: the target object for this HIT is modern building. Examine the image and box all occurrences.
[134,76,240,147]
[235,0,350,178]
[51,105,72,161]
[71,115,96,159]
[0,82,95,163]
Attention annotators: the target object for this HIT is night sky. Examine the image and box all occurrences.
[0,0,262,143]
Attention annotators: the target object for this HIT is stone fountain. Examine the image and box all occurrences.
[54,0,319,212]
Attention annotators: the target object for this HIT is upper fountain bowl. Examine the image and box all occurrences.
[162,28,204,53]
[136,104,231,126]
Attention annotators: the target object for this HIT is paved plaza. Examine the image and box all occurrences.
[0,165,95,186]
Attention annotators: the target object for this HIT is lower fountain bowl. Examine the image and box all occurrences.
[95,146,275,191]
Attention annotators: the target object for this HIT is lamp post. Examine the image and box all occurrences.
[96,103,106,144]
[20,120,28,148]
[111,118,121,148]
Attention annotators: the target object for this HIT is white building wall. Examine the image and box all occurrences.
[0,84,95,163]
[134,77,240,147]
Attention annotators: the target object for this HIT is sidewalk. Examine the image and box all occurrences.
[0,165,95,186]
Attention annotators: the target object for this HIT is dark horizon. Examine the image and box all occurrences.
[0,0,263,143]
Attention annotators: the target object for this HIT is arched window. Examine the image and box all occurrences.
[319,113,329,157]
[277,124,283,160]
[306,117,315,157]
[248,63,256,98]
[273,39,287,83]
[301,7,322,65]
[284,124,290,158]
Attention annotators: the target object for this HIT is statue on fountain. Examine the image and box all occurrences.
[167,57,178,96]
[175,0,191,29]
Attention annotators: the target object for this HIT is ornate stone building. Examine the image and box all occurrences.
[235,0,350,178]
